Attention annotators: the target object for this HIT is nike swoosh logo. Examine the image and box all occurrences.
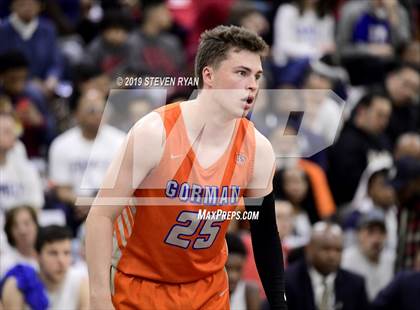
[170,154,183,159]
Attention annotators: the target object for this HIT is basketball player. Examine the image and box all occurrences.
[86,25,287,309]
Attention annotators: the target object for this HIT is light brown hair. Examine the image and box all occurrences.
[194,25,268,88]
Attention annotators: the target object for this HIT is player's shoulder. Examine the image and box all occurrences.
[130,110,165,143]
[253,128,274,160]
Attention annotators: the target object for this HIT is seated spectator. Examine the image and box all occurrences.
[415,251,420,272]
[343,156,397,251]
[328,92,392,206]
[391,157,420,271]
[285,222,369,310]
[372,271,420,310]
[382,64,420,147]
[48,90,125,234]
[226,232,261,310]
[274,166,320,231]
[74,0,103,45]
[183,0,234,65]
[70,63,111,112]
[309,55,350,100]
[274,167,312,242]
[398,41,420,67]
[272,0,336,87]
[270,126,336,219]
[341,210,395,301]
[275,200,306,262]
[106,89,159,132]
[130,0,186,79]
[302,68,344,142]
[394,132,420,160]
[0,112,44,211]
[228,1,269,36]
[0,98,27,161]
[0,0,64,97]
[337,0,410,85]
[0,225,89,310]
[299,68,346,168]
[0,50,56,157]
[0,206,38,277]
[84,10,136,79]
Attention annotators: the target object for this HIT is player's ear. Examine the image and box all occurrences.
[202,66,214,88]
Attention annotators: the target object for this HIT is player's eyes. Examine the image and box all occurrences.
[237,71,247,77]
[255,74,261,81]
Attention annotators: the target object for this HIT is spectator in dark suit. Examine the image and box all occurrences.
[372,271,420,310]
[285,222,369,310]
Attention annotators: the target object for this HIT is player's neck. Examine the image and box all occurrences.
[193,94,237,129]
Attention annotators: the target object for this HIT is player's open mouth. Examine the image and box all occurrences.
[242,96,254,110]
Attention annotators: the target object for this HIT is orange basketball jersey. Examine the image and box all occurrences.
[111,102,256,284]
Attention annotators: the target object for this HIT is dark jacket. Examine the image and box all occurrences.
[0,17,63,80]
[328,122,390,205]
[372,271,420,310]
[285,260,369,310]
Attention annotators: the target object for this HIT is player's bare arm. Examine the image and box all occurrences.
[246,129,275,198]
[85,112,165,308]
[78,277,90,310]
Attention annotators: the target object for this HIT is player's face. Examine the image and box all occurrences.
[38,240,72,284]
[207,49,263,117]
[226,253,246,294]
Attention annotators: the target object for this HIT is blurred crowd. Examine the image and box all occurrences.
[0,0,419,309]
